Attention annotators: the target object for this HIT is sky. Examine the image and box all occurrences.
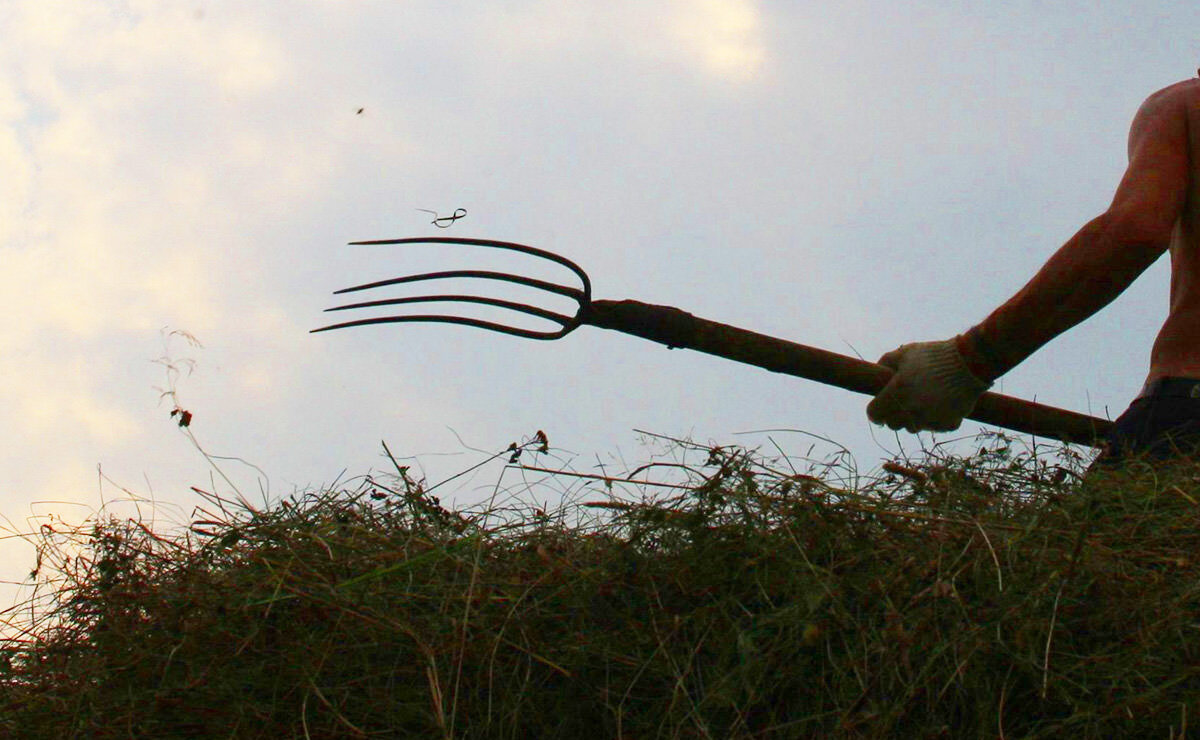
[1,1,1198,619]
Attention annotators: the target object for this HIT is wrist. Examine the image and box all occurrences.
[955,331,1002,384]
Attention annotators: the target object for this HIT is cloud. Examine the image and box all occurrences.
[666,0,767,82]
[9,356,141,445]
[0,4,325,501]
[480,1,768,84]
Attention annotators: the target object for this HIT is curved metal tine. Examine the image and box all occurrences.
[311,315,571,340]
[347,236,592,303]
[322,294,576,327]
[332,270,584,302]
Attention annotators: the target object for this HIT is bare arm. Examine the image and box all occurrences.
[957,85,1193,381]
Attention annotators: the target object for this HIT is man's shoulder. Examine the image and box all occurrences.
[1129,78,1200,132]
[1144,77,1200,106]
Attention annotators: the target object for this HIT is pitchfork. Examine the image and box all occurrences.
[313,237,1112,447]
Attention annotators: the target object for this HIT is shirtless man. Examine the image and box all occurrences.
[867,74,1200,465]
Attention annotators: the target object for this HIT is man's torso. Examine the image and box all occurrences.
[1147,79,1200,382]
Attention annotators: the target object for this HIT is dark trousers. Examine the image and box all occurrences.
[1089,377,1200,471]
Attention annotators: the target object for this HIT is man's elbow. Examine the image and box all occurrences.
[1098,206,1177,253]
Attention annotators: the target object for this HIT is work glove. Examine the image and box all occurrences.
[866,339,992,433]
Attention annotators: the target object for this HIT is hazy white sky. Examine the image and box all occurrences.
[1,1,1198,612]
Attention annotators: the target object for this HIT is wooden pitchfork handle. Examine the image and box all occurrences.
[583,299,1113,448]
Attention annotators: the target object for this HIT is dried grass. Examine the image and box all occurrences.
[1,432,1198,738]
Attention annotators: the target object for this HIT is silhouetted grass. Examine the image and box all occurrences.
[1,431,1198,738]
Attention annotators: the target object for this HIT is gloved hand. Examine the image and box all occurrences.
[866,339,992,433]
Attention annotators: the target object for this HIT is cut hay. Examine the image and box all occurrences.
[1,433,1198,738]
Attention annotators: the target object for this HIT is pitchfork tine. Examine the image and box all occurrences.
[332,270,585,301]
[346,236,591,298]
[311,314,570,340]
[323,295,575,326]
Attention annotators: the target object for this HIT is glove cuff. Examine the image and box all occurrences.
[927,340,993,395]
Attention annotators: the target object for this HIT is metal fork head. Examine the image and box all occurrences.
[311,237,593,340]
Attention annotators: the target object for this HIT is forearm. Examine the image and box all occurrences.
[957,212,1168,381]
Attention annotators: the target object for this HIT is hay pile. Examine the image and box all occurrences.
[1,434,1198,738]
